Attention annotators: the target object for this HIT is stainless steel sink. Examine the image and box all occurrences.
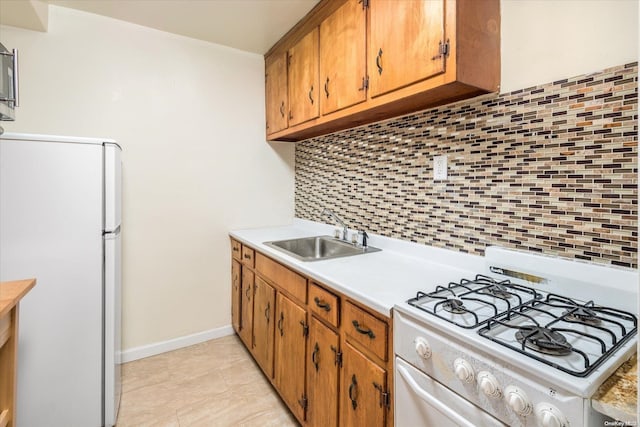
[263,235,381,262]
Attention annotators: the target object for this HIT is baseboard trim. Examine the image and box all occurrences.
[121,325,235,363]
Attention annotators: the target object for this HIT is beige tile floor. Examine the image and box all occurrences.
[116,334,299,426]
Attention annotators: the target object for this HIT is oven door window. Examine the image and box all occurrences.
[395,357,507,427]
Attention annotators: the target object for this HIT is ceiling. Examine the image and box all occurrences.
[1,0,320,55]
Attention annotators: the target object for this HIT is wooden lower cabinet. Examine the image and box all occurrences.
[341,341,387,427]
[252,277,275,378]
[231,259,241,333]
[307,317,340,427]
[274,293,308,422]
[239,268,254,347]
[230,241,393,426]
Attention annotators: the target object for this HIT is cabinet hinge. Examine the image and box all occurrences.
[373,382,390,408]
[287,53,292,68]
[300,320,309,337]
[298,394,308,411]
[432,39,450,61]
[331,345,343,367]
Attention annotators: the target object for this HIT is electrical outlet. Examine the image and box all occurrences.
[434,155,448,180]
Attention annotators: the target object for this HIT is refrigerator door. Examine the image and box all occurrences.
[104,230,121,427]
[0,135,103,427]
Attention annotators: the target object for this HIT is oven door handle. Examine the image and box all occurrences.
[396,364,478,427]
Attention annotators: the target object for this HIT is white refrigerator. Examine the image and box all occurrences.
[0,133,122,427]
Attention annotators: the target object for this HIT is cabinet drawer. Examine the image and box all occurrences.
[241,246,255,268]
[255,253,307,303]
[309,282,339,327]
[344,302,388,361]
[0,312,10,349]
[231,239,242,261]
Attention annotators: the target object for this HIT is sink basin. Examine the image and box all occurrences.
[263,235,381,262]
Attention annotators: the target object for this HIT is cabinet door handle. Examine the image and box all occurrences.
[264,302,270,322]
[352,320,375,339]
[278,312,284,337]
[308,85,314,105]
[376,48,383,75]
[312,342,320,372]
[314,297,331,312]
[279,101,285,117]
[348,374,358,410]
[245,285,251,300]
[324,77,330,98]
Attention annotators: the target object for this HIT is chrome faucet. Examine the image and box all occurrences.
[321,208,348,241]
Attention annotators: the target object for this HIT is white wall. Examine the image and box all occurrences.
[501,0,638,93]
[0,6,295,351]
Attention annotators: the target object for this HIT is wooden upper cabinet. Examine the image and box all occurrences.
[319,0,367,115]
[288,27,320,127]
[265,52,288,135]
[369,0,446,97]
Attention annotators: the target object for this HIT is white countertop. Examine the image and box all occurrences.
[230,219,485,317]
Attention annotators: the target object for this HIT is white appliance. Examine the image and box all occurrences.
[0,133,122,427]
[394,246,637,427]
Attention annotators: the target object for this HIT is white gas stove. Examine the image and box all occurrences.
[393,246,638,427]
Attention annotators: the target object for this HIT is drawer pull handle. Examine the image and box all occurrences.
[352,320,375,339]
[232,247,239,252]
[243,253,251,259]
[277,312,284,337]
[312,342,320,372]
[349,374,358,410]
[314,297,331,312]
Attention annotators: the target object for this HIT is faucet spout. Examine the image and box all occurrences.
[321,208,348,241]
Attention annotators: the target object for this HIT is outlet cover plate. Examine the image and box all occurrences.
[434,155,448,180]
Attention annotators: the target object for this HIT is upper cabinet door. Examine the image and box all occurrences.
[369,0,446,98]
[288,27,320,127]
[319,0,367,115]
[265,52,288,135]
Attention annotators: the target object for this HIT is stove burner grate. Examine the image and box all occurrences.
[515,326,571,356]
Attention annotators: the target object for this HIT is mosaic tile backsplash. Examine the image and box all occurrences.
[295,63,638,268]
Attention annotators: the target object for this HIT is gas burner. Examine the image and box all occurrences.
[563,306,602,325]
[515,326,572,356]
[479,284,513,299]
[442,298,466,314]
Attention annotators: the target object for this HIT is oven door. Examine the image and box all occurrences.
[395,357,507,427]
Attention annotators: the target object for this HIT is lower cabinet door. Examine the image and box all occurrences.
[239,269,254,347]
[307,317,339,427]
[231,259,241,333]
[341,341,387,427]
[252,277,275,378]
[274,293,307,422]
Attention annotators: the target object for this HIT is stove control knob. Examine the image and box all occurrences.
[414,337,431,359]
[535,403,568,427]
[504,385,532,416]
[477,371,501,398]
[453,358,474,383]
